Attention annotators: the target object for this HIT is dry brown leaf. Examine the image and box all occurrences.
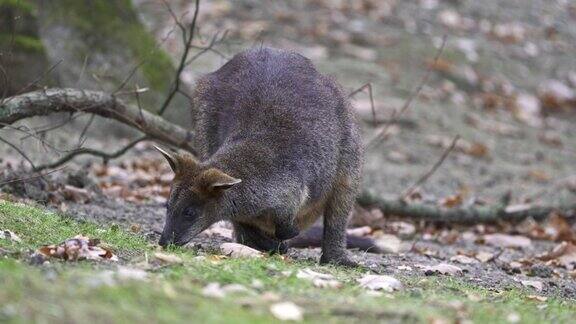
[537,242,576,270]
[475,251,496,263]
[60,185,91,203]
[521,280,544,292]
[481,234,532,249]
[526,295,548,302]
[450,254,478,265]
[439,194,463,208]
[154,252,183,265]
[36,235,117,262]
[527,170,550,183]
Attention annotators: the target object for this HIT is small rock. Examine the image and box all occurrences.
[0,230,22,243]
[220,243,263,258]
[270,302,303,321]
[357,274,403,292]
[421,263,463,276]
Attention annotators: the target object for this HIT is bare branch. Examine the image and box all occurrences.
[158,0,201,115]
[0,59,62,106]
[0,136,36,169]
[33,136,148,172]
[402,135,460,199]
[366,35,447,148]
[349,82,377,126]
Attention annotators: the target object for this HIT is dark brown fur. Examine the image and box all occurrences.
[158,47,363,266]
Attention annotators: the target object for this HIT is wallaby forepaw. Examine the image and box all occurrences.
[319,254,359,268]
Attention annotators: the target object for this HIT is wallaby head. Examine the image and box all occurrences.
[154,146,241,247]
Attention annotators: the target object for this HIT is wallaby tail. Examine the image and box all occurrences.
[287,225,383,254]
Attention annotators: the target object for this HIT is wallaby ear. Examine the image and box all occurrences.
[198,168,242,194]
[153,145,178,172]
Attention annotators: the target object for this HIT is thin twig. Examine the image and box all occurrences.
[367,35,447,148]
[77,114,96,147]
[158,0,201,116]
[33,136,149,172]
[349,82,377,126]
[0,136,36,169]
[0,122,70,153]
[402,135,460,199]
[0,166,67,187]
[0,60,63,106]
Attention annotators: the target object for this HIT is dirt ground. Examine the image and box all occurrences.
[2,0,576,302]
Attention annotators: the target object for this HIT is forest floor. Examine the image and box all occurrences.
[1,0,576,322]
[2,200,575,323]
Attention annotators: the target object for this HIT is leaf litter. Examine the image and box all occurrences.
[35,235,118,262]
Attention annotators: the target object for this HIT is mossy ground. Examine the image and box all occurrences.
[1,200,574,323]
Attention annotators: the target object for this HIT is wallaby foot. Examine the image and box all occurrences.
[233,222,288,254]
[319,254,359,268]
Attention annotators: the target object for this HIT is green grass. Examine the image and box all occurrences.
[1,200,575,323]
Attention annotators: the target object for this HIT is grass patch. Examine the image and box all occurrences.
[1,200,575,323]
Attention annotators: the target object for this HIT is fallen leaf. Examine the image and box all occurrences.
[450,254,478,265]
[220,243,263,258]
[296,269,342,289]
[538,242,576,270]
[36,235,117,262]
[521,280,544,292]
[357,274,403,292]
[0,229,22,243]
[526,295,548,302]
[482,234,532,249]
[154,252,183,265]
[475,251,496,263]
[346,226,372,237]
[270,302,303,321]
[201,282,250,299]
[60,185,91,203]
[439,194,463,208]
[421,263,463,276]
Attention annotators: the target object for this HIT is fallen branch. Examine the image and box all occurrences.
[0,88,196,154]
[357,191,576,224]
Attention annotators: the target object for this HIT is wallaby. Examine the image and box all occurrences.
[157,47,363,266]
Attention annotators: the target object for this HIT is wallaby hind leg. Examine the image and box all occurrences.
[319,179,358,267]
[233,222,288,254]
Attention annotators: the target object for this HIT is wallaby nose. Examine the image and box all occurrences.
[158,231,174,247]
